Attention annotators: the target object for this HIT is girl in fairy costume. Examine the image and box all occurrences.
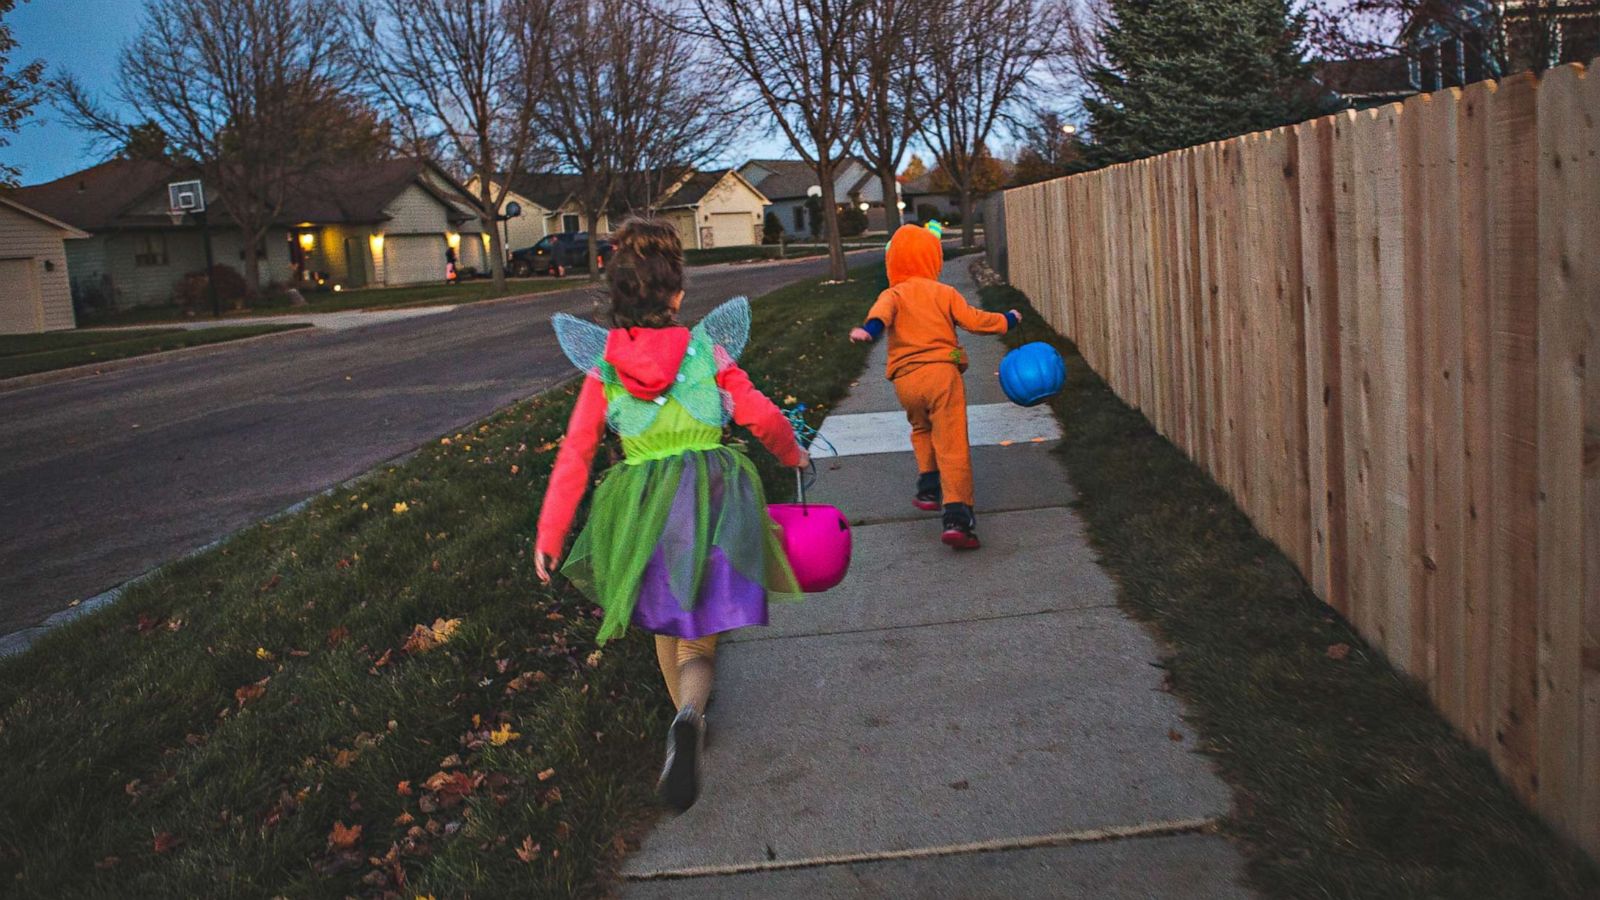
[534,217,809,811]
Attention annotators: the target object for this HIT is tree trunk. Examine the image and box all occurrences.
[479,178,508,292]
[959,186,976,248]
[585,208,601,283]
[486,219,507,291]
[817,159,847,281]
[877,165,902,232]
[240,237,261,310]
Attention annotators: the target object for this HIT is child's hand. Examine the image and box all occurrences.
[795,449,811,469]
[849,327,872,343]
[534,552,560,584]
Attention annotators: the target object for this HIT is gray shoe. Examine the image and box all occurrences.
[657,705,703,811]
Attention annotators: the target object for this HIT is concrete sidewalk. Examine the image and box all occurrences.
[620,266,1253,898]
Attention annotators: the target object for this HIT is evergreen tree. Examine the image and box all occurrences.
[1083,0,1316,164]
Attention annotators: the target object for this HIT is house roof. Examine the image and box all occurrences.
[6,158,182,232]
[655,169,769,210]
[8,156,474,233]
[502,172,588,213]
[1315,56,1416,101]
[0,195,92,238]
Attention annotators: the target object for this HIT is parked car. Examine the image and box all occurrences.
[508,232,613,277]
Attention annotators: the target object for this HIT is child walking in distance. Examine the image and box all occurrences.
[850,222,1019,549]
[535,217,809,811]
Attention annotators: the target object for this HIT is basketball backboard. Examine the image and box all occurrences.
[168,180,205,214]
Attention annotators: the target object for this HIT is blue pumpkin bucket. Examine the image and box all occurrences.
[998,341,1066,407]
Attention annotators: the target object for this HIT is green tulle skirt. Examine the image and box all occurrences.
[561,446,801,644]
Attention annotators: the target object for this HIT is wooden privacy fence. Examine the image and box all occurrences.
[1004,60,1598,860]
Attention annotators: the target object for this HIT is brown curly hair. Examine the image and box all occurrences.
[606,216,684,328]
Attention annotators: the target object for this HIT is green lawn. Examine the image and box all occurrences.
[978,278,1600,898]
[0,324,311,380]
[0,264,882,897]
[78,278,582,327]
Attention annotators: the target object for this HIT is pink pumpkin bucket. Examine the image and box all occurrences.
[768,469,851,593]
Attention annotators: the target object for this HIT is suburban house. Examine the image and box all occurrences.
[0,196,89,334]
[738,158,903,239]
[475,167,769,252]
[469,172,612,254]
[898,172,997,227]
[1401,0,1600,90]
[1314,56,1419,108]
[648,168,769,250]
[9,157,489,311]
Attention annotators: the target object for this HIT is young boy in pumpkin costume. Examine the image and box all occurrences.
[850,222,1019,549]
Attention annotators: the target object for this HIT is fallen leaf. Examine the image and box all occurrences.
[536,768,556,782]
[369,648,393,674]
[260,574,282,592]
[255,647,275,662]
[585,650,603,668]
[235,677,269,708]
[515,836,541,863]
[393,502,409,515]
[333,749,357,769]
[402,618,463,654]
[949,779,970,790]
[395,811,415,826]
[489,723,520,746]
[327,821,363,851]
[1168,729,1185,742]
[496,658,512,674]
[327,626,351,647]
[439,754,463,769]
[152,832,181,854]
[1326,643,1351,661]
[396,780,413,796]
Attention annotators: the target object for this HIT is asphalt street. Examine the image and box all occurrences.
[0,251,873,634]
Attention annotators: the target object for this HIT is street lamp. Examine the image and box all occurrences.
[1061,123,1078,137]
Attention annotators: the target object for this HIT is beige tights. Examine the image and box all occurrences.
[653,634,718,712]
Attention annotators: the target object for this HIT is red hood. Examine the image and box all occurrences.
[604,326,692,400]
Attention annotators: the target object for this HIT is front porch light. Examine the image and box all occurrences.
[298,232,315,251]
[370,233,385,253]
[447,232,462,250]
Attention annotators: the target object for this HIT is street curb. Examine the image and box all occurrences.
[0,440,435,658]
[0,324,316,394]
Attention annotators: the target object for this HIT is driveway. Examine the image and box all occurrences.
[0,251,882,635]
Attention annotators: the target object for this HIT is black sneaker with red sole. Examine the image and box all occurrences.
[914,472,942,512]
[941,503,981,550]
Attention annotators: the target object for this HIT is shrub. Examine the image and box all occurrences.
[804,197,823,238]
[762,212,783,245]
[176,264,250,310]
[838,205,869,237]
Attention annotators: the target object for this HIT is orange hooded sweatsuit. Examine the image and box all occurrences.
[861,224,1017,507]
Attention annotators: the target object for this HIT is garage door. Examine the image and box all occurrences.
[709,212,754,249]
[383,235,447,286]
[0,259,42,335]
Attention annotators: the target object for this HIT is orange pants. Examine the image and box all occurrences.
[892,362,973,506]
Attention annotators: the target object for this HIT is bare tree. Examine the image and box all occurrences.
[916,0,1061,248]
[1304,0,1596,82]
[57,0,379,297]
[347,0,553,291]
[533,0,734,278]
[688,0,868,281]
[0,0,43,187]
[847,0,921,232]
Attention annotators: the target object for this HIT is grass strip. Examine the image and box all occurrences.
[0,324,310,380]
[978,278,1600,898]
[0,262,882,898]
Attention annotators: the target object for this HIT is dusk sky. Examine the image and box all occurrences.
[7,0,141,184]
[3,0,803,187]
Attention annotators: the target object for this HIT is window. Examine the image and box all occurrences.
[134,233,168,267]
[562,213,580,233]
[792,206,804,230]
[535,235,555,250]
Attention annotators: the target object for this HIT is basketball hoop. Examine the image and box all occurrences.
[167,180,205,227]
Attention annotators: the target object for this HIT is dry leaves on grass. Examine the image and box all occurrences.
[402,618,463,654]
[327,821,363,851]
[515,836,541,863]
[152,832,181,855]
[234,676,270,708]
[489,723,520,746]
